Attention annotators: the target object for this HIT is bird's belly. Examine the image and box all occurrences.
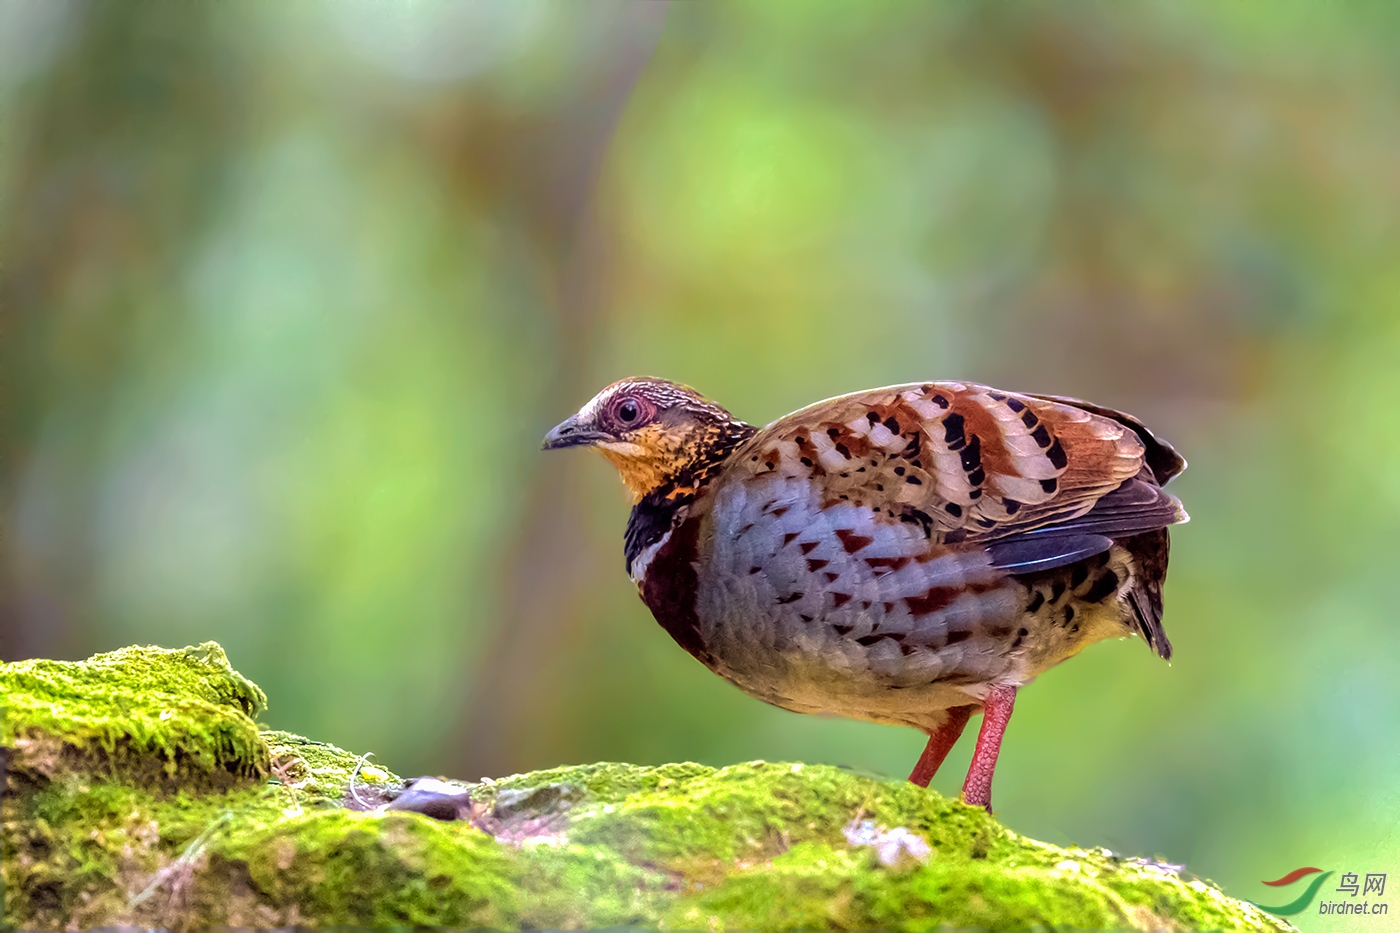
[690,476,1034,727]
[690,591,1008,728]
[691,572,1133,729]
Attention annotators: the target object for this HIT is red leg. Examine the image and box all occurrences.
[962,684,1017,811]
[908,705,974,787]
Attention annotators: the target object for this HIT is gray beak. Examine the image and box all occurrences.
[541,414,608,450]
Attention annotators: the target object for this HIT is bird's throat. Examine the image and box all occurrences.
[618,418,756,581]
[596,446,679,503]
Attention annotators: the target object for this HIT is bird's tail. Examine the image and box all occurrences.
[1123,528,1173,661]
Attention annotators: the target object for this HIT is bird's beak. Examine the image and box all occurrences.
[541,414,609,450]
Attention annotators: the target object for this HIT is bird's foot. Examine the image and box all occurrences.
[961,684,1017,811]
[908,704,975,787]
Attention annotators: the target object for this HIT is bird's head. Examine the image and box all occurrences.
[542,377,754,502]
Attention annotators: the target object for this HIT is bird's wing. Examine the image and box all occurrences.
[725,381,1186,573]
[1021,392,1186,485]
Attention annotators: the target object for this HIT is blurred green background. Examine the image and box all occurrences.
[3,1,1397,922]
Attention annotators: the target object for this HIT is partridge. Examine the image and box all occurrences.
[543,378,1186,810]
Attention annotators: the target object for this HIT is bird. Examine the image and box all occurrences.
[542,377,1186,810]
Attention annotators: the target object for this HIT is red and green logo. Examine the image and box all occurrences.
[1251,867,1333,916]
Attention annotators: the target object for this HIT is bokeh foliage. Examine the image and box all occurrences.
[3,2,1397,921]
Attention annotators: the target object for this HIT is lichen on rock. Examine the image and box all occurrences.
[2,643,1296,931]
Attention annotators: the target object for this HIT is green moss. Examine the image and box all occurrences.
[666,841,877,930]
[663,841,1138,931]
[7,775,277,927]
[2,643,1295,931]
[262,729,401,807]
[504,761,1290,933]
[1,642,268,788]
[516,842,672,928]
[218,809,518,928]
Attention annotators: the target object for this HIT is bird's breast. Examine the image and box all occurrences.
[635,513,713,666]
[682,475,1031,717]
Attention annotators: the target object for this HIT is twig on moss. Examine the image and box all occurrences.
[348,751,376,809]
[128,810,233,908]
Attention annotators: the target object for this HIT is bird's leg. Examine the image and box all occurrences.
[908,705,975,787]
[961,684,1017,810]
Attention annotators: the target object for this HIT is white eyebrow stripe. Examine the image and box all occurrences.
[578,387,616,420]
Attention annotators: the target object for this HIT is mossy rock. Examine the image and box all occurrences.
[2,642,268,792]
[1,643,1295,931]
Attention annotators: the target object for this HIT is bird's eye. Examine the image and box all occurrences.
[617,400,640,423]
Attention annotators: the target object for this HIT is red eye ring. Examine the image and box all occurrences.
[608,395,652,428]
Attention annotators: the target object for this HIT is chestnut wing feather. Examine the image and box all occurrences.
[1023,392,1186,485]
[729,381,1186,572]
